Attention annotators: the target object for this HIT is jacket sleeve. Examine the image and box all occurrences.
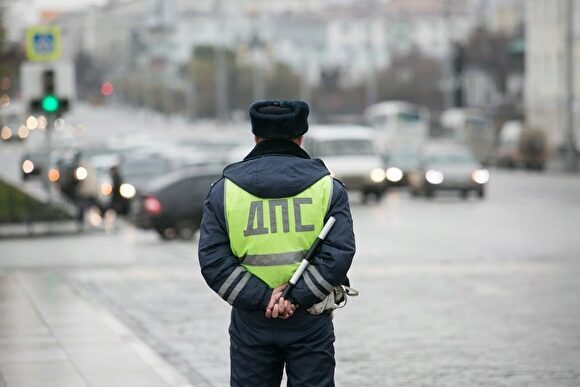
[198,179,273,310]
[287,179,356,308]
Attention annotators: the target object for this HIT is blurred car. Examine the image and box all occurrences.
[1,103,29,143]
[20,149,47,180]
[303,125,387,203]
[408,143,490,199]
[58,144,210,215]
[83,152,121,211]
[1,114,27,143]
[45,146,111,199]
[439,108,495,164]
[85,150,182,215]
[21,148,68,181]
[45,144,168,214]
[496,120,547,170]
[171,136,245,168]
[383,146,422,188]
[51,149,90,198]
[20,131,78,181]
[131,167,222,239]
[119,151,180,187]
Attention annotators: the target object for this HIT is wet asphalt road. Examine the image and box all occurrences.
[2,168,580,386]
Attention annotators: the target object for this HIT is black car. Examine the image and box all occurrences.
[131,167,222,240]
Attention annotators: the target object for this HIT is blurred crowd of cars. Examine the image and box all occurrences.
[0,103,40,143]
[6,100,550,240]
[14,124,234,240]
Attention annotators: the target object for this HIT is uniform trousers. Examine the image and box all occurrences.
[229,308,335,387]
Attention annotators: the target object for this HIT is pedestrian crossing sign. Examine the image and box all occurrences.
[25,26,61,62]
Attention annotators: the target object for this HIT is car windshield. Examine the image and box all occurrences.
[121,158,170,178]
[427,151,475,165]
[179,139,240,152]
[90,154,119,171]
[318,139,374,157]
[385,152,420,167]
[397,112,422,123]
[466,118,487,132]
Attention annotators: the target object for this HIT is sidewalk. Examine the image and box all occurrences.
[0,272,194,387]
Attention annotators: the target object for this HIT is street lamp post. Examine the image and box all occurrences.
[249,33,265,102]
[366,5,378,106]
[214,0,229,122]
[564,0,578,171]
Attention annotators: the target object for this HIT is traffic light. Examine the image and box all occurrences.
[29,69,69,116]
[41,95,59,113]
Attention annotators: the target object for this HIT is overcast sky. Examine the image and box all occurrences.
[6,0,107,40]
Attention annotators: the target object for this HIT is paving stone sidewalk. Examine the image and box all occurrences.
[0,272,193,387]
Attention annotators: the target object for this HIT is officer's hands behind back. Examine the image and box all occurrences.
[266,285,297,320]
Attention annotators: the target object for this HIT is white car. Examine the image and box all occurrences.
[303,125,387,203]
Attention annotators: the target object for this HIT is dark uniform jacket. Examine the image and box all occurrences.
[198,139,356,313]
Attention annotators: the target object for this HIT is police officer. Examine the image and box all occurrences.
[198,100,356,386]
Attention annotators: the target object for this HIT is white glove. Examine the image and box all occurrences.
[307,285,359,315]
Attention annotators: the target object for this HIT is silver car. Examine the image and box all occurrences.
[303,125,387,203]
[408,143,490,199]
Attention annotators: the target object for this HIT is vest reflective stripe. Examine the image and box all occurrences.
[242,251,308,266]
[225,176,332,288]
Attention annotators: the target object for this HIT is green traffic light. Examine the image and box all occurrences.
[41,95,59,113]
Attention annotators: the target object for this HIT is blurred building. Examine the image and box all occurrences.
[44,0,501,117]
[382,0,480,59]
[462,66,501,109]
[52,0,486,82]
[483,0,525,34]
[525,0,580,150]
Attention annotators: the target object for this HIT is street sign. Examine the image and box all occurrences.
[25,26,61,62]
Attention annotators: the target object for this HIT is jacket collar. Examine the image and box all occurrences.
[244,139,311,160]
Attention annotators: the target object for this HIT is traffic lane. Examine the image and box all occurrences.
[336,260,580,386]
[0,225,190,269]
[0,143,26,183]
[341,171,580,385]
[66,252,580,386]
[61,171,580,386]
[353,169,580,265]
[68,258,580,387]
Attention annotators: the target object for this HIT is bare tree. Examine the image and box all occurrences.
[376,49,445,112]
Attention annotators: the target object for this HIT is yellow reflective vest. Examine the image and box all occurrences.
[225,175,333,288]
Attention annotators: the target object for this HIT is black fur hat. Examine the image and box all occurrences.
[249,100,309,139]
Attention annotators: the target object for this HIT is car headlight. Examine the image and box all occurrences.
[26,116,39,130]
[22,160,35,174]
[74,167,88,181]
[1,126,12,140]
[386,167,403,182]
[48,168,60,182]
[100,182,113,196]
[425,170,444,185]
[370,168,386,183]
[120,183,136,199]
[18,125,30,139]
[472,169,490,184]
